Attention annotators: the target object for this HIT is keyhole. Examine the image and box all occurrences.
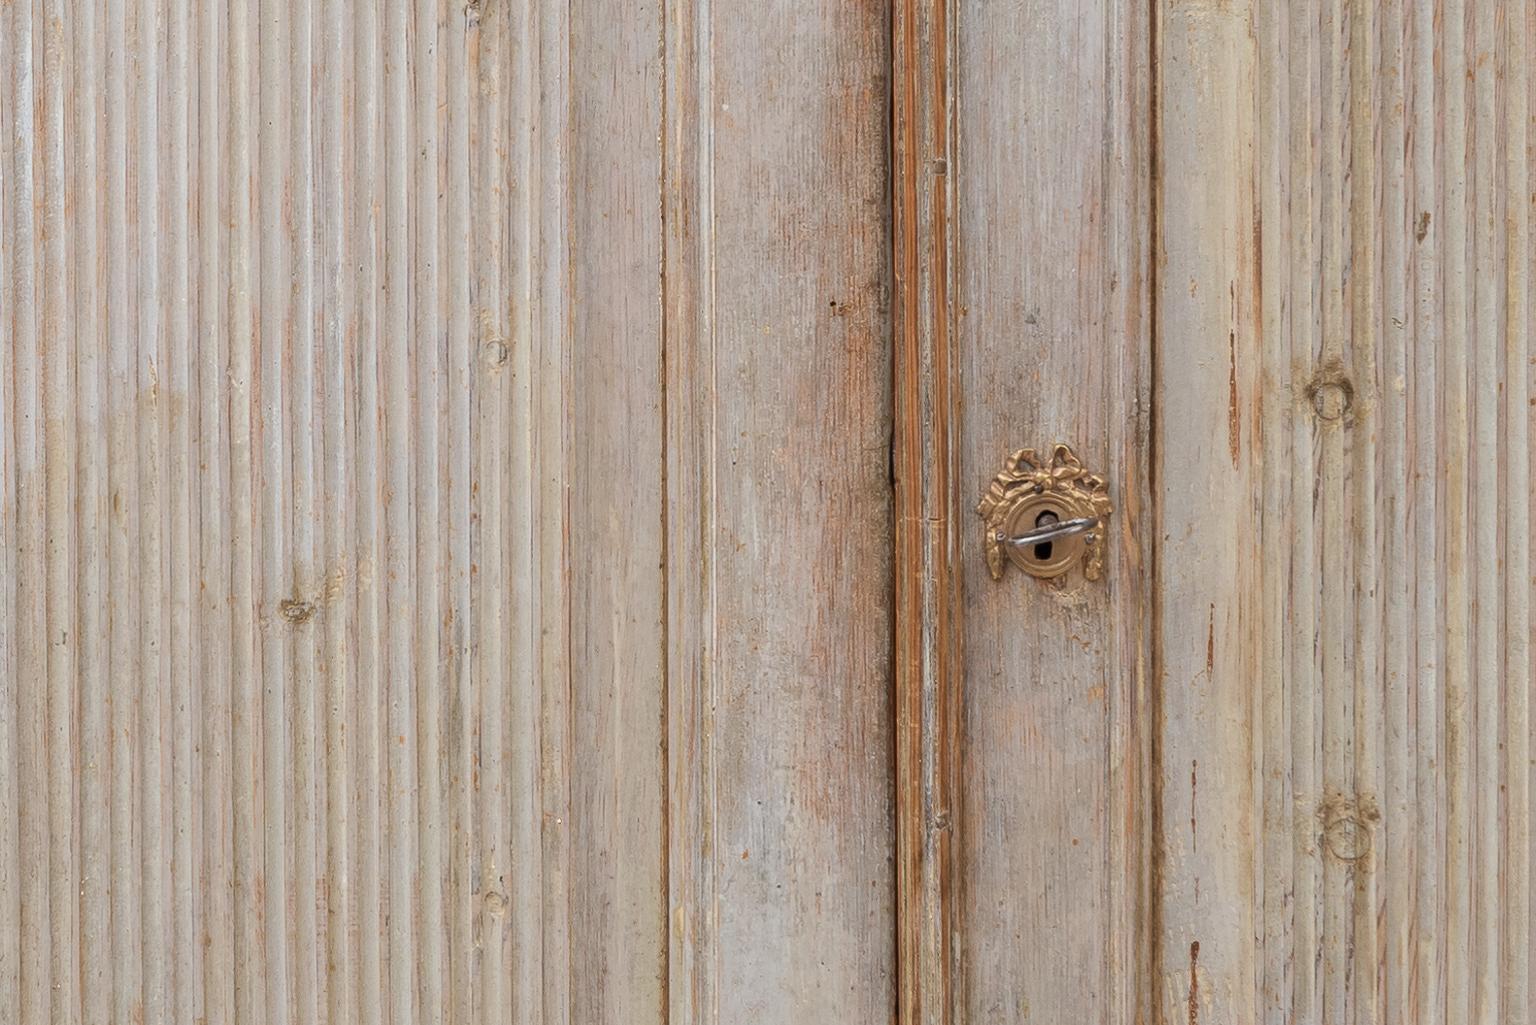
[1033,510,1058,561]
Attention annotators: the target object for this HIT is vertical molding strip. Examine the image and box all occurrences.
[663,0,718,1016]
[892,0,960,1022]
[1503,3,1533,1019]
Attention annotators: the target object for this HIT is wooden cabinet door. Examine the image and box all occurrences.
[895,0,1534,1023]
[893,1,1149,1020]
[3,0,1533,1023]
[1,2,893,1023]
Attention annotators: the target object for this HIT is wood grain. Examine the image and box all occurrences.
[1153,2,1261,1023]
[664,1,896,1021]
[892,0,961,1021]
[943,0,1153,1022]
[903,3,1535,1024]
[1211,0,1536,1020]
[0,0,894,1021]
[10,1,1530,1021]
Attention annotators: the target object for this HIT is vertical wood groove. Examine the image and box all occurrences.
[4,2,895,1022]
[1242,0,1536,1020]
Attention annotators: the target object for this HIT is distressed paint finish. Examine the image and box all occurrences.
[8,0,1536,1021]
[935,0,1154,1022]
[1153,1,1260,1022]
[661,0,897,1017]
[664,1,896,1021]
[900,3,1536,1025]
[1151,0,1536,1021]
[1247,0,1535,1022]
[0,2,894,1024]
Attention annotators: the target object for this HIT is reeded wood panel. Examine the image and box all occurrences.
[0,1,893,1023]
[1156,0,1535,1021]
[1249,1,1532,1021]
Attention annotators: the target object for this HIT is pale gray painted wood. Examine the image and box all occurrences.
[0,1,894,1022]
[947,0,1151,1021]
[1152,2,1259,1021]
[665,2,896,1021]
[1155,0,1536,1022]
[926,2,1535,1024]
[6,1,1534,1023]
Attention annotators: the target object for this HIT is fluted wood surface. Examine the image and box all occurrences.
[0,1,895,1023]
[1157,0,1535,1021]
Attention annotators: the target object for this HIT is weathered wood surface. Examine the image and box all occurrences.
[8,0,1536,1021]
[912,0,1153,1020]
[1153,0,1259,1020]
[892,0,963,1021]
[901,2,1535,1024]
[1153,0,1535,1021]
[0,1,894,1023]
[664,2,895,1023]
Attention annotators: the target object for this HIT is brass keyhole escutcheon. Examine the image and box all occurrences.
[977,443,1113,582]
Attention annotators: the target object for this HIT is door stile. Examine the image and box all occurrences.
[1151,1,1260,1022]
[895,0,1158,1021]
